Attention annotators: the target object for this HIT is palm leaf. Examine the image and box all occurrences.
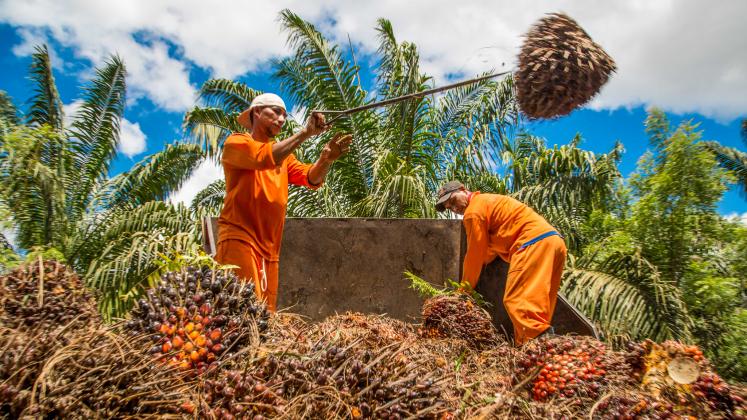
[25,45,64,131]
[190,178,225,214]
[68,55,127,220]
[97,143,204,210]
[183,107,243,159]
[703,140,747,197]
[198,78,261,114]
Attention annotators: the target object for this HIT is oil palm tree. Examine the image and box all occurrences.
[0,45,205,317]
[703,119,747,197]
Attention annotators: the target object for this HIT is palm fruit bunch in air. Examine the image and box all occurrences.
[516,336,613,401]
[0,260,99,330]
[420,295,498,348]
[197,343,446,419]
[515,12,616,119]
[625,340,746,418]
[125,266,269,375]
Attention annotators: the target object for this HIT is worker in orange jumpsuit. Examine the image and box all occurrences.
[215,93,352,311]
[435,181,567,345]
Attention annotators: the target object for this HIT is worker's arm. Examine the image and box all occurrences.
[308,133,352,185]
[462,214,489,289]
[271,112,328,164]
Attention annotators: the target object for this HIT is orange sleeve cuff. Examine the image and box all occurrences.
[287,154,322,190]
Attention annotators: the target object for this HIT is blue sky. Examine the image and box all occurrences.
[0,1,745,218]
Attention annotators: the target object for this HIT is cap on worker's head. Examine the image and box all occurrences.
[237,93,287,130]
[435,180,465,212]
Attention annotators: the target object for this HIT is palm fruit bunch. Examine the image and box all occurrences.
[2,325,196,418]
[625,340,746,418]
[0,259,99,329]
[125,266,269,375]
[420,295,498,348]
[199,342,446,419]
[516,336,613,401]
[592,394,676,420]
[515,12,616,119]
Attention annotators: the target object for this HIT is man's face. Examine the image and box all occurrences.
[444,189,469,215]
[253,106,287,137]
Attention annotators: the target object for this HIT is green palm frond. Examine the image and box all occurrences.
[190,178,225,214]
[0,126,70,250]
[563,247,693,342]
[69,201,195,272]
[183,106,243,159]
[0,90,20,127]
[86,230,198,320]
[68,55,127,220]
[703,140,747,196]
[97,143,204,210]
[198,78,261,114]
[25,45,64,131]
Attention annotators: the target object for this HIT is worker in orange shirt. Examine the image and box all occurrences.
[435,181,567,345]
[215,93,352,311]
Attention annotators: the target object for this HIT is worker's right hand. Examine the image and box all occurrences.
[302,112,329,137]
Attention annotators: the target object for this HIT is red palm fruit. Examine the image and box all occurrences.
[195,336,207,347]
[190,351,200,362]
[185,322,195,333]
[179,360,191,370]
[159,323,169,334]
[195,323,204,332]
[193,314,202,323]
[200,303,212,315]
[198,347,208,359]
[189,330,199,340]
[212,343,224,354]
[201,315,211,326]
[176,307,187,319]
[183,342,194,353]
[162,341,173,353]
[207,352,216,362]
[172,335,184,349]
[209,328,222,341]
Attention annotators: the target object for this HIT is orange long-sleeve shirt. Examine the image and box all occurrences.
[218,133,320,262]
[461,192,556,288]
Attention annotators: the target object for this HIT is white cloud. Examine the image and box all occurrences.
[168,159,223,207]
[725,212,747,226]
[64,100,147,157]
[119,118,147,157]
[2,0,746,120]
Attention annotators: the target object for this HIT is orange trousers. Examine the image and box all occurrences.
[215,239,279,311]
[504,235,567,345]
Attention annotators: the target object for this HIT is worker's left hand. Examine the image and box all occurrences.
[321,133,353,161]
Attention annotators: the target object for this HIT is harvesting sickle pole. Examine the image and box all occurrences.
[312,70,513,125]
[311,12,617,125]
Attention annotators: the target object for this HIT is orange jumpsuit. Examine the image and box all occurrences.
[461,192,567,345]
[215,133,320,311]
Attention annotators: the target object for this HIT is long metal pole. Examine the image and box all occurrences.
[311,70,512,124]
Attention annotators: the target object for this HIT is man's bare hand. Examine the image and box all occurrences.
[302,112,330,137]
[321,133,353,162]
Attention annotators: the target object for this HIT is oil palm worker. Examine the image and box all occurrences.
[216,93,352,311]
[435,181,567,345]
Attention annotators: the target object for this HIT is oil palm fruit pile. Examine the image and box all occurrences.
[0,259,99,329]
[125,266,269,375]
[199,317,448,419]
[515,12,616,119]
[515,336,617,402]
[420,295,498,348]
[622,340,745,418]
[0,260,194,418]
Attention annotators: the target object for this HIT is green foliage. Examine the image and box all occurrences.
[0,45,206,320]
[405,271,488,307]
